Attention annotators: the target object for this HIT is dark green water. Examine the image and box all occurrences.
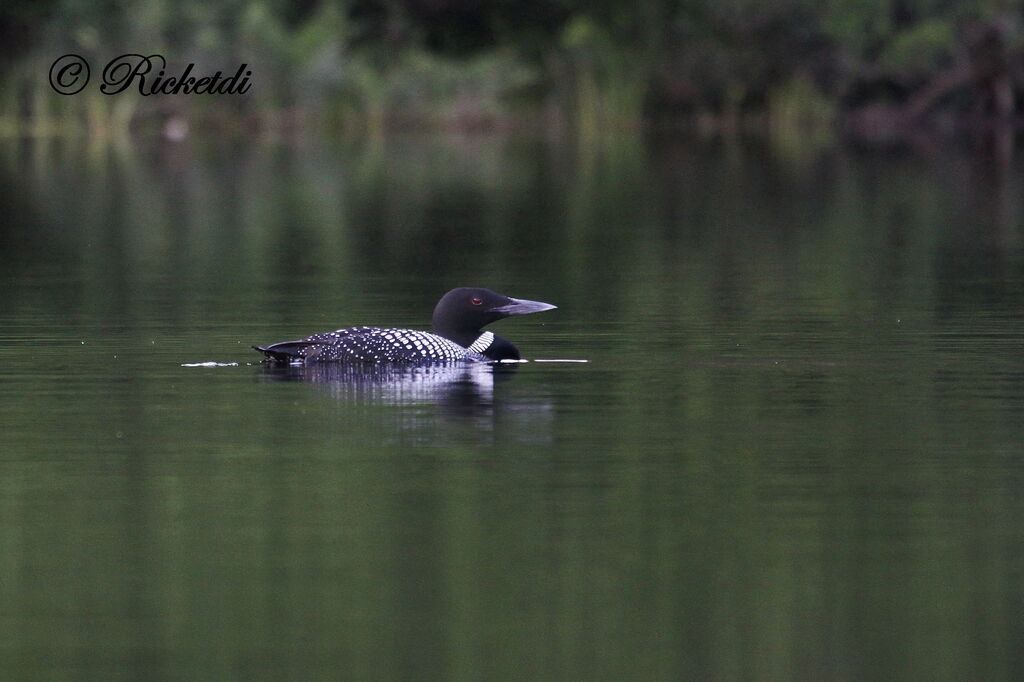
[1,134,1023,680]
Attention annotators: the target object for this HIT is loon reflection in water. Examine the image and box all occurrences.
[259,360,506,406]
[253,287,556,364]
[258,361,554,441]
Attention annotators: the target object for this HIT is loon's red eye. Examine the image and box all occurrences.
[471,297,482,306]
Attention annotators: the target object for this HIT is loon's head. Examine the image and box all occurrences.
[432,287,556,360]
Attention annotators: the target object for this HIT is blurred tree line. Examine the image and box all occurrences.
[0,0,1021,138]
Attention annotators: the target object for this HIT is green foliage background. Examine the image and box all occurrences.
[0,1,1021,135]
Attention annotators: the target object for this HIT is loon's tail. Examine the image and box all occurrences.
[252,345,282,363]
[252,343,302,364]
[253,340,330,363]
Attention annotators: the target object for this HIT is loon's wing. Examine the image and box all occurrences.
[253,326,382,363]
[254,327,480,364]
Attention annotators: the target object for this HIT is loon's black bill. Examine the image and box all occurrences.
[491,297,557,316]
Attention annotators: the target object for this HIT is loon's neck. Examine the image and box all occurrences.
[435,326,480,349]
[470,332,520,360]
[435,326,520,360]
[467,331,495,354]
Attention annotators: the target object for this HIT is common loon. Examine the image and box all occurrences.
[253,287,556,364]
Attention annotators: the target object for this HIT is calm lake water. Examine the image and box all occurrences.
[1,132,1023,680]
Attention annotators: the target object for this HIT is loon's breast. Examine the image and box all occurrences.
[254,327,486,364]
